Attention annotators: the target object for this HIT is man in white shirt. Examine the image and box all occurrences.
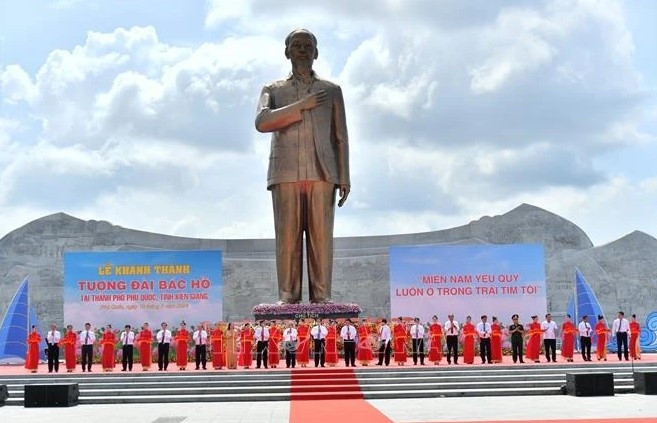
[310,319,328,367]
[476,315,492,364]
[80,322,96,372]
[340,319,357,367]
[193,323,209,370]
[46,323,62,373]
[376,318,392,366]
[541,313,558,362]
[578,315,592,361]
[254,320,270,369]
[444,314,460,365]
[120,324,135,371]
[282,321,298,368]
[612,311,630,361]
[156,322,172,371]
[410,317,425,365]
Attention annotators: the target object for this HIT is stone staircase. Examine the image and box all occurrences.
[1,362,655,405]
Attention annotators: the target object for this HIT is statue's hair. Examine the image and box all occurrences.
[285,29,317,50]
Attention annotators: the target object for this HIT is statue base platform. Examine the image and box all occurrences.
[252,302,362,321]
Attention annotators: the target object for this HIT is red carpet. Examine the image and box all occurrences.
[289,367,393,422]
[413,419,657,423]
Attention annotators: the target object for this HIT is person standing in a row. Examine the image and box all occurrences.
[120,324,135,371]
[46,323,61,373]
[508,314,524,363]
[175,321,190,370]
[462,316,476,364]
[560,315,577,362]
[476,315,491,364]
[255,320,270,369]
[525,316,541,363]
[101,324,116,371]
[283,321,298,368]
[578,315,592,361]
[268,320,282,369]
[341,319,357,367]
[156,322,172,371]
[25,325,41,373]
[210,323,225,370]
[410,317,425,365]
[311,319,327,368]
[629,314,641,360]
[62,325,78,372]
[80,322,95,372]
[137,322,152,371]
[444,314,459,365]
[612,311,630,361]
[376,318,392,366]
[541,314,558,363]
[194,323,208,370]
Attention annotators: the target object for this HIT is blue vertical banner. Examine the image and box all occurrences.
[390,244,547,323]
[64,250,222,328]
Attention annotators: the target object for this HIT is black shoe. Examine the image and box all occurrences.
[520,360,524,363]
[376,363,382,366]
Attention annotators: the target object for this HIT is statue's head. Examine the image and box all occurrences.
[284,29,318,66]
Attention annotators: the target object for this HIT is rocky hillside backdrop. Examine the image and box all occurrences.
[1,204,655,324]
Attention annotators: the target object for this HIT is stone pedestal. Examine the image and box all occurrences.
[252,303,362,321]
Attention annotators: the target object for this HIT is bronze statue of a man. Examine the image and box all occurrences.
[255,29,350,304]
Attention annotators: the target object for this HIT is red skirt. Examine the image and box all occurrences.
[102,343,115,369]
[211,339,225,368]
[25,343,39,371]
[491,335,502,363]
[176,341,188,367]
[526,334,540,361]
[238,340,253,367]
[393,337,407,363]
[463,335,475,364]
[139,341,152,368]
[325,338,338,365]
[65,343,76,370]
[428,336,442,363]
[268,339,280,366]
[561,333,575,359]
[297,337,310,364]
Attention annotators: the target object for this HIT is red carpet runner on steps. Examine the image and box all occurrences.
[288,368,393,422]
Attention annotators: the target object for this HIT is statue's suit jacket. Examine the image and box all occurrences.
[255,75,350,189]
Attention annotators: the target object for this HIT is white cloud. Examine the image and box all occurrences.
[0,0,655,247]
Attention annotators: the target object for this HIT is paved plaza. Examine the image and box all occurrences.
[1,394,656,423]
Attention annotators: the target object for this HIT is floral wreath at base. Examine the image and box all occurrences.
[252,302,362,320]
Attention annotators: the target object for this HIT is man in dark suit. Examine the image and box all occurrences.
[255,29,350,304]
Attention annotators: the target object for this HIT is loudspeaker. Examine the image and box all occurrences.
[24,383,79,407]
[634,371,657,395]
[566,373,614,396]
[0,384,8,406]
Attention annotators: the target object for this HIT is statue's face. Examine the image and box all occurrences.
[287,33,316,68]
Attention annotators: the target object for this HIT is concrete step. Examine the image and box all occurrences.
[1,362,653,405]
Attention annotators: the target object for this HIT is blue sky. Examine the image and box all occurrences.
[1,0,655,246]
